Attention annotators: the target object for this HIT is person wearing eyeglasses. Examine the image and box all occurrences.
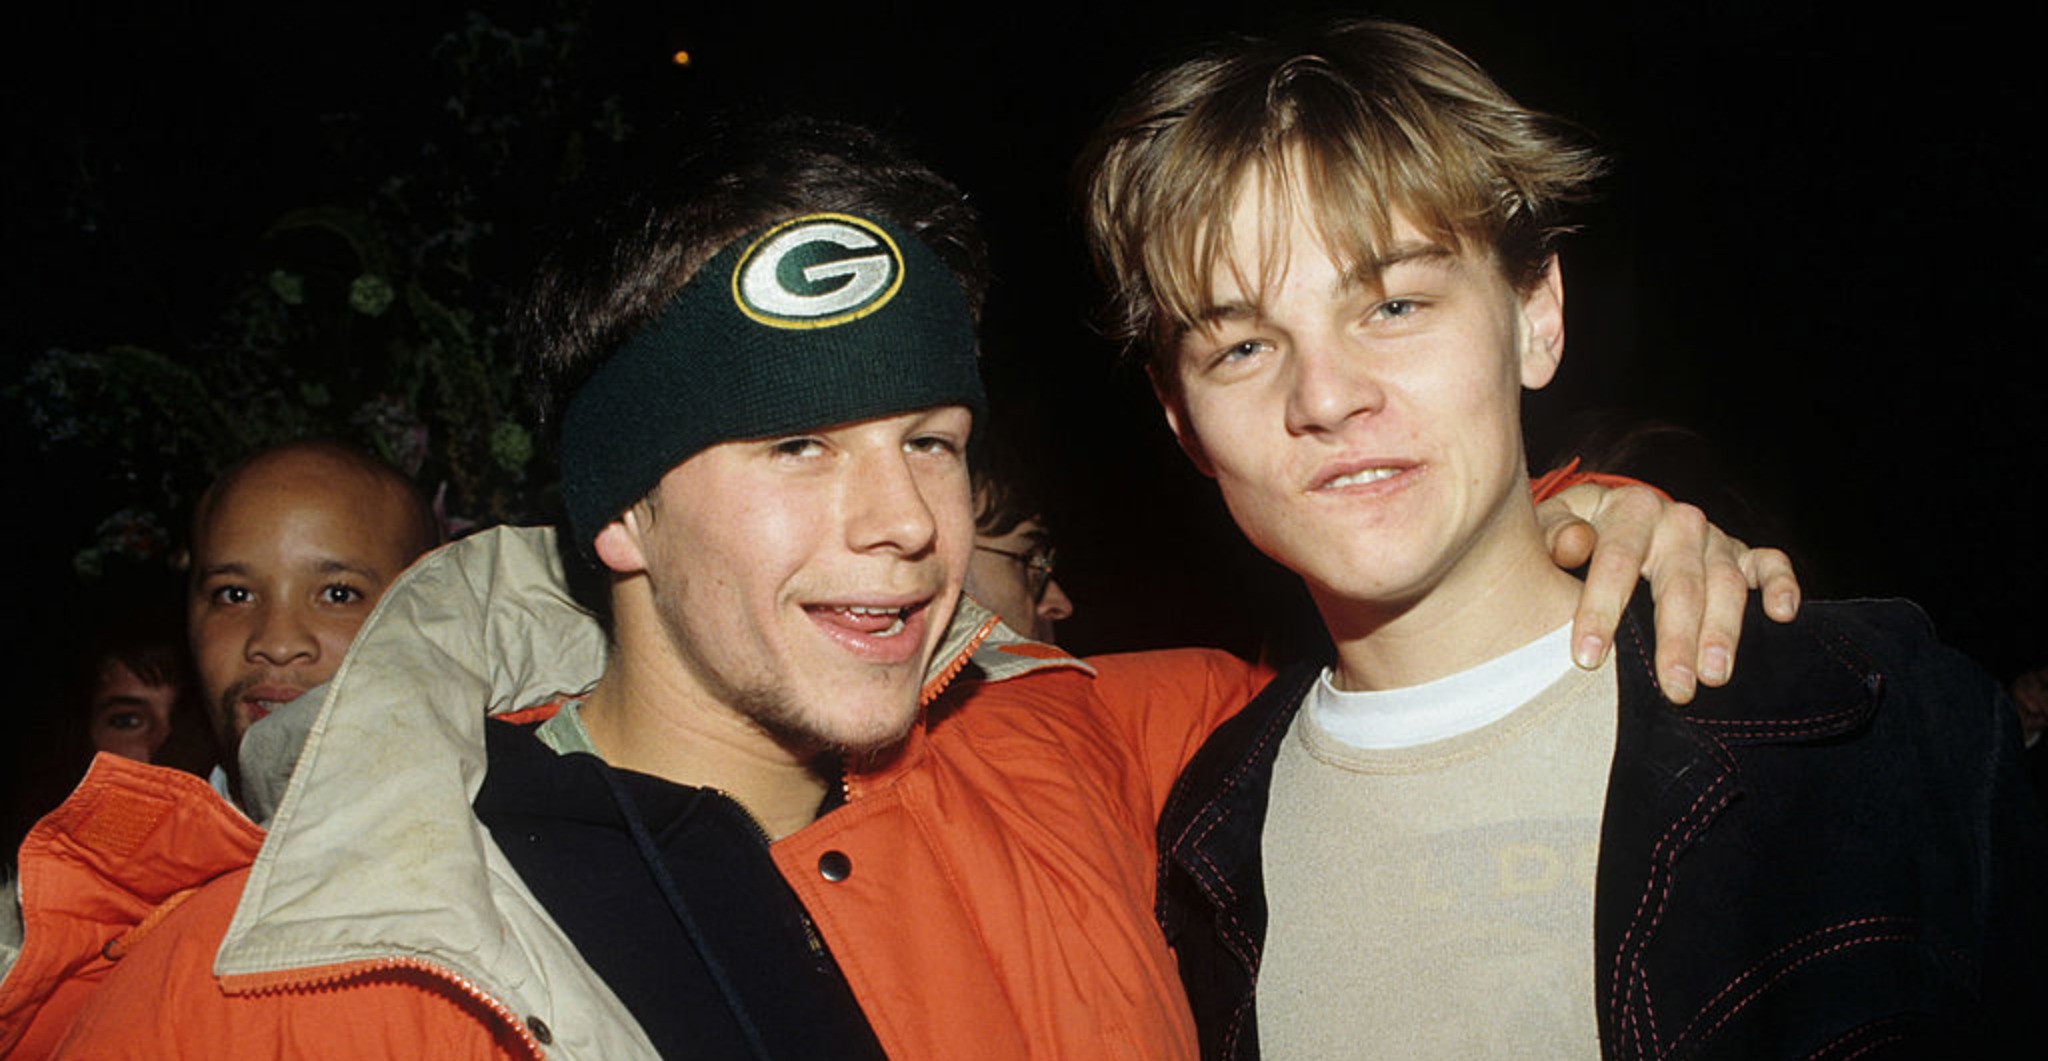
[966,471,1074,644]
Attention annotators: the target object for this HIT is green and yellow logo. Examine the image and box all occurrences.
[732,213,905,329]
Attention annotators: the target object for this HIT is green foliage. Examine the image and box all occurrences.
[348,275,397,317]
[12,2,635,578]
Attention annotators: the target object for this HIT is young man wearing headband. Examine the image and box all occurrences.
[5,116,1787,1059]
[1081,20,2047,1058]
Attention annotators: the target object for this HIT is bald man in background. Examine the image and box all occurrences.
[185,441,438,803]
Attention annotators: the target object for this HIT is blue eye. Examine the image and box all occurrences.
[1215,339,1269,366]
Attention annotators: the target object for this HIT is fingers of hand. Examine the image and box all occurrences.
[1737,546,1802,621]
[1548,518,1597,571]
[1572,491,1661,670]
[1641,502,1710,703]
[1696,551,1751,687]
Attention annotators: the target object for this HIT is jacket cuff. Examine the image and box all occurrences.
[1528,457,1673,503]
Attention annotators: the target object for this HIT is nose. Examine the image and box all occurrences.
[245,603,319,667]
[1283,334,1383,436]
[1035,578,1075,631]
[846,450,941,556]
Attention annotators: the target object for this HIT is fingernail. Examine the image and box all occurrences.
[1774,590,1797,616]
[1665,665,1697,702]
[1701,646,1729,684]
[1575,634,1605,669]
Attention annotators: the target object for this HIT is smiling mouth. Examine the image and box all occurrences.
[811,604,912,638]
[235,683,309,725]
[805,599,933,665]
[1315,466,1403,491]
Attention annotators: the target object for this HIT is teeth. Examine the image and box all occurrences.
[1322,467,1399,490]
[826,605,910,638]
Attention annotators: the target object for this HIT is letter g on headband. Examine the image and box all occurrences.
[560,212,987,547]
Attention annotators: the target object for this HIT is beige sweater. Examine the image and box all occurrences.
[1259,659,1618,1059]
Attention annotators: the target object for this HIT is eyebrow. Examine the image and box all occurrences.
[312,557,385,580]
[1351,240,1461,281]
[194,558,385,581]
[1188,241,1464,330]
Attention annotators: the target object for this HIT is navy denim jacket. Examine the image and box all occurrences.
[1156,594,2048,1059]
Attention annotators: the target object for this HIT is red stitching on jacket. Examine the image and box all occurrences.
[1691,615,1878,739]
[1163,668,1313,1057]
[1669,917,1914,1047]
[1173,672,1304,961]
[1696,702,1865,739]
[1686,932,1915,1048]
[1608,776,1735,1059]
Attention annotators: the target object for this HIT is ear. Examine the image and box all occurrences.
[1150,367,1216,478]
[591,508,650,575]
[1517,256,1567,391]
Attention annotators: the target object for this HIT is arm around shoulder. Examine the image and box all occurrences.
[1085,648,1274,816]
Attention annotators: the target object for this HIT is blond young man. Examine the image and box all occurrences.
[1083,20,2047,1059]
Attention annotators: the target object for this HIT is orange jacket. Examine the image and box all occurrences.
[1,759,541,1059]
[0,527,1265,1059]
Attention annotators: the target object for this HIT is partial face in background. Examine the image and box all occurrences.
[188,449,427,760]
[87,660,178,763]
[595,406,977,755]
[966,518,1074,643]
[1159,161,1564,623]
[2013,666,2048,741]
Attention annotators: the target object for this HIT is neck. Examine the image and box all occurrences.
[579,611,830,840]
[1318,517,1582,693]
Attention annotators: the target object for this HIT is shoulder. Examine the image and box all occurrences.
[51,867,248,1055]
[928,648,1272,811]
[943,646,1267,728]
[1625,594,2009,755]
[59,867,521,1058]
[1725,597,1994,711]
[1799,599,2014,749]
[1165,662,1320,799]
[1085,648,1271,713]
[1793,598,1971,677]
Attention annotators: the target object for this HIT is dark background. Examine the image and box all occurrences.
[4,2,2040,687]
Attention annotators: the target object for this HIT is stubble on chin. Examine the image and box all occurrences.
[731,684,918,761]
[646,566,920,762]
[210,677,255,749]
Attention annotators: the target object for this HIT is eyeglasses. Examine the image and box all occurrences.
[974,543,1057,600]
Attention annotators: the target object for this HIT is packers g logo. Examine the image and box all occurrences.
[732,214,905,329]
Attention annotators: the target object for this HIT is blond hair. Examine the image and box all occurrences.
[1079,19,1606,374]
